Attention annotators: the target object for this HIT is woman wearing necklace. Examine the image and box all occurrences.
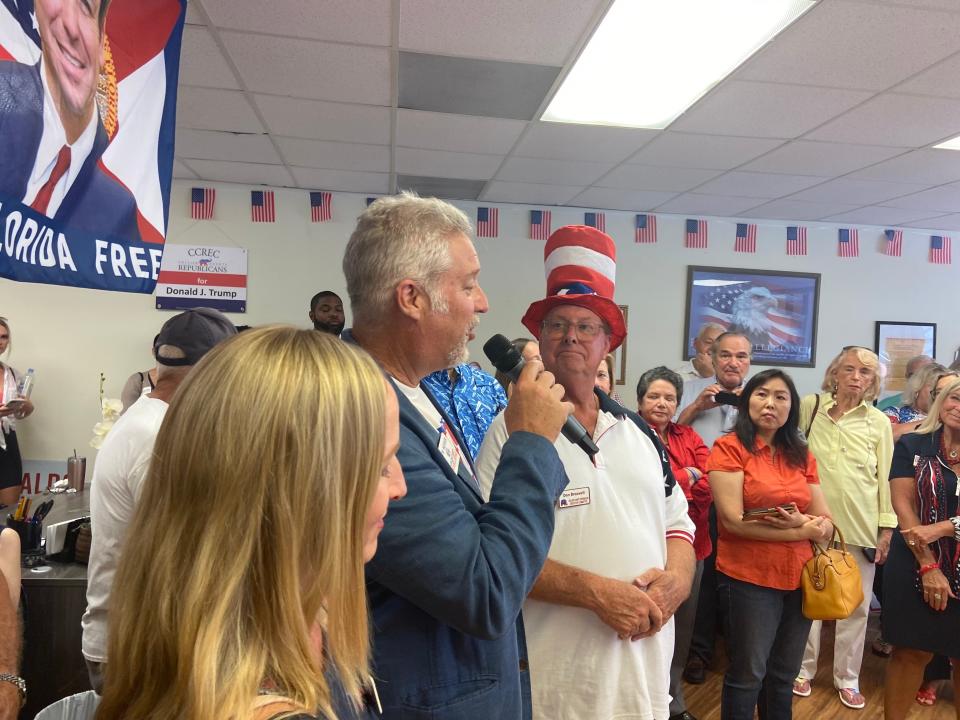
[882,376,960,719]
[793,346,894,710]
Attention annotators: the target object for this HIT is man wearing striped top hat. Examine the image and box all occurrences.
[476,225,696,720]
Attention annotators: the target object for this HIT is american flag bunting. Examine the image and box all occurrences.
[838,228,859,257]
[634,214,657,244]
[190,187,215,220]
[530,210,551,240]
[584,212,606,232]
[685,219,708,249]
[734,223,757,253]
[251,191,276,223]
[477,207,499,238]
[884,229,903,257]
[931,235,952,264]
[310,191,332,222]
[786,226,807,256]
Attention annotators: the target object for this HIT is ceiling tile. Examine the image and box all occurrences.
[482,181,584,205]
[569,188,678,212]
[496,157,613,185]
[735,1,960,90]
[513,123,658,163]
[847,149,960,185]
[740,140,906,176]
[739,199,861,221]
[223,32,391,105]
[175,129,281,164]
[396,110,526,154]
[627,133,783,170]
[399,52,560,121]
[880,182,960,212]
[395,175,486,200]
[821,206,946,226]
[899,213,960,231]
[654,194,768,216]
[396,148,504,180]
[694,172,827,199]
[291,168,390,194]
[670,81,872,139]
[176,87,263,133]
[185,160,294,187]
[178,26,239,89]
[398,0,606,65]
[788,177,930,205]
[253,97,390,145]
[275,138,389,172]
[896,52,960,98]
[597,165,722,193]
[806,93,960,147]
[173,160,197,179]
[203,0,391,45]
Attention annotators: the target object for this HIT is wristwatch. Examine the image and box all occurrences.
[0,674,25,707]
[951,516,960,542]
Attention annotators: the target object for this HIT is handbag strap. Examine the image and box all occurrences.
[805,394,821,438]
[810,524,848,555]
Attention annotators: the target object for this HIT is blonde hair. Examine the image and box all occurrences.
[903,363,946,408]
[820,347,881,402]
[97,327,386,720]
[917,376,960,435]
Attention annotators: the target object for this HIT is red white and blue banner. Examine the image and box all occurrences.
[884,229,902,257]
[0,0,186,294]
[155,244,247,313]
[530,209,551,240]
[734,223,757,253]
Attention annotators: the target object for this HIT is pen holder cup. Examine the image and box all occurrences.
[6,515,42,552]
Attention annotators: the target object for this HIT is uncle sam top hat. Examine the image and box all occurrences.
[521,225,626,351]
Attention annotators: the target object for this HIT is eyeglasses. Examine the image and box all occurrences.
[541,320,607,339]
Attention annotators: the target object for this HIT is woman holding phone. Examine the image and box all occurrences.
[794,346,894,710]
[708,368,833,720]
[0,318,33,508]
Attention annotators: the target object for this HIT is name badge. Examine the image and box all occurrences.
[438,423,461,475]
[558,486,591,509]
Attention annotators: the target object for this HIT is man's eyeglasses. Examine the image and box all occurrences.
[541,320,607,339]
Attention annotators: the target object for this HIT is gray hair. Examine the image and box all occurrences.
[637,366,684,404]
[903,363,946,407]
[709,331,751,360]
[820,346,881,402]
[905,354,933,378]
[696,322,726,342]
[343,192,472,327]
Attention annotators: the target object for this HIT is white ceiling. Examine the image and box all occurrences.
[174,0,960,231]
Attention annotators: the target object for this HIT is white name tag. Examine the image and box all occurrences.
[438,424,461,475]
[558,486,591,509]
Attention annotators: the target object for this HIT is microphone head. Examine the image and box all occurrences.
[483,334,521,373]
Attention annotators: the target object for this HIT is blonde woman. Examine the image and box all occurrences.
[794,347,894,710]
[96,327,406,720]
[0,318,33,508]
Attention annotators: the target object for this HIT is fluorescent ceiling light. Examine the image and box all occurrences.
[934,136,960,151]
[542,0,816,129]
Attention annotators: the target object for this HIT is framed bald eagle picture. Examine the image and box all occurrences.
[682,266,821,368]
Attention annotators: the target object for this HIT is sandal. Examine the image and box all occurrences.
[915,684,937,706]
[838,688,866,710]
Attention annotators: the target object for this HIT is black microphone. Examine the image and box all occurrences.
[484,334,599,458]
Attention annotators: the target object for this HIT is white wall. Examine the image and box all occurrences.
[4,179,959,469]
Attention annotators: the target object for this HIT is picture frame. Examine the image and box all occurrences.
[874,321,937,400]
[683,266,821,368]
[615,305,628,386]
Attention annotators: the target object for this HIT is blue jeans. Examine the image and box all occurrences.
[718,572,811,720]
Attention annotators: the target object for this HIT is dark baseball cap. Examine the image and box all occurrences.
[155,308,237,366]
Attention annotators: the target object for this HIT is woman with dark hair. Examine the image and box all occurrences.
[636,366,711,720]
[707,368,833,720]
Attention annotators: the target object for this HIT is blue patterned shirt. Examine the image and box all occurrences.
[422,364,508,459]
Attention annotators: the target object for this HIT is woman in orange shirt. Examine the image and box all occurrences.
[707,368,833,720]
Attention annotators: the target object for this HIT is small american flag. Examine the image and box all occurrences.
[310,191,332,222]
[477,207,499,237]
[251,191,276,222]
[584,212,606,232]
[930,235,952,264]
[786,226,807,256]
[366,197,377,207]
[685,219,708,249]
[635,214,657,244]
[884,229,903,257]
[734,223,757,253]
[190,187,215,220]
[530,210,551,240]
[838,228,859,257]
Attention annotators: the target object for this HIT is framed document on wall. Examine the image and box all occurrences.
[874,321,936,401]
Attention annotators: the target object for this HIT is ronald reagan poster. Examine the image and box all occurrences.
[0,0,186,293]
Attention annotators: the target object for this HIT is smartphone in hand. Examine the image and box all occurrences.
[714,391,739,406]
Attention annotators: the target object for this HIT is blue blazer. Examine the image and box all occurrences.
[0,60,142,244]
[366,378,567,720]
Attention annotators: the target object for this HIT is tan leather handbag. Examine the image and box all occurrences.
[800,525,864,620]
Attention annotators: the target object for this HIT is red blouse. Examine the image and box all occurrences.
[659,422,713,561]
